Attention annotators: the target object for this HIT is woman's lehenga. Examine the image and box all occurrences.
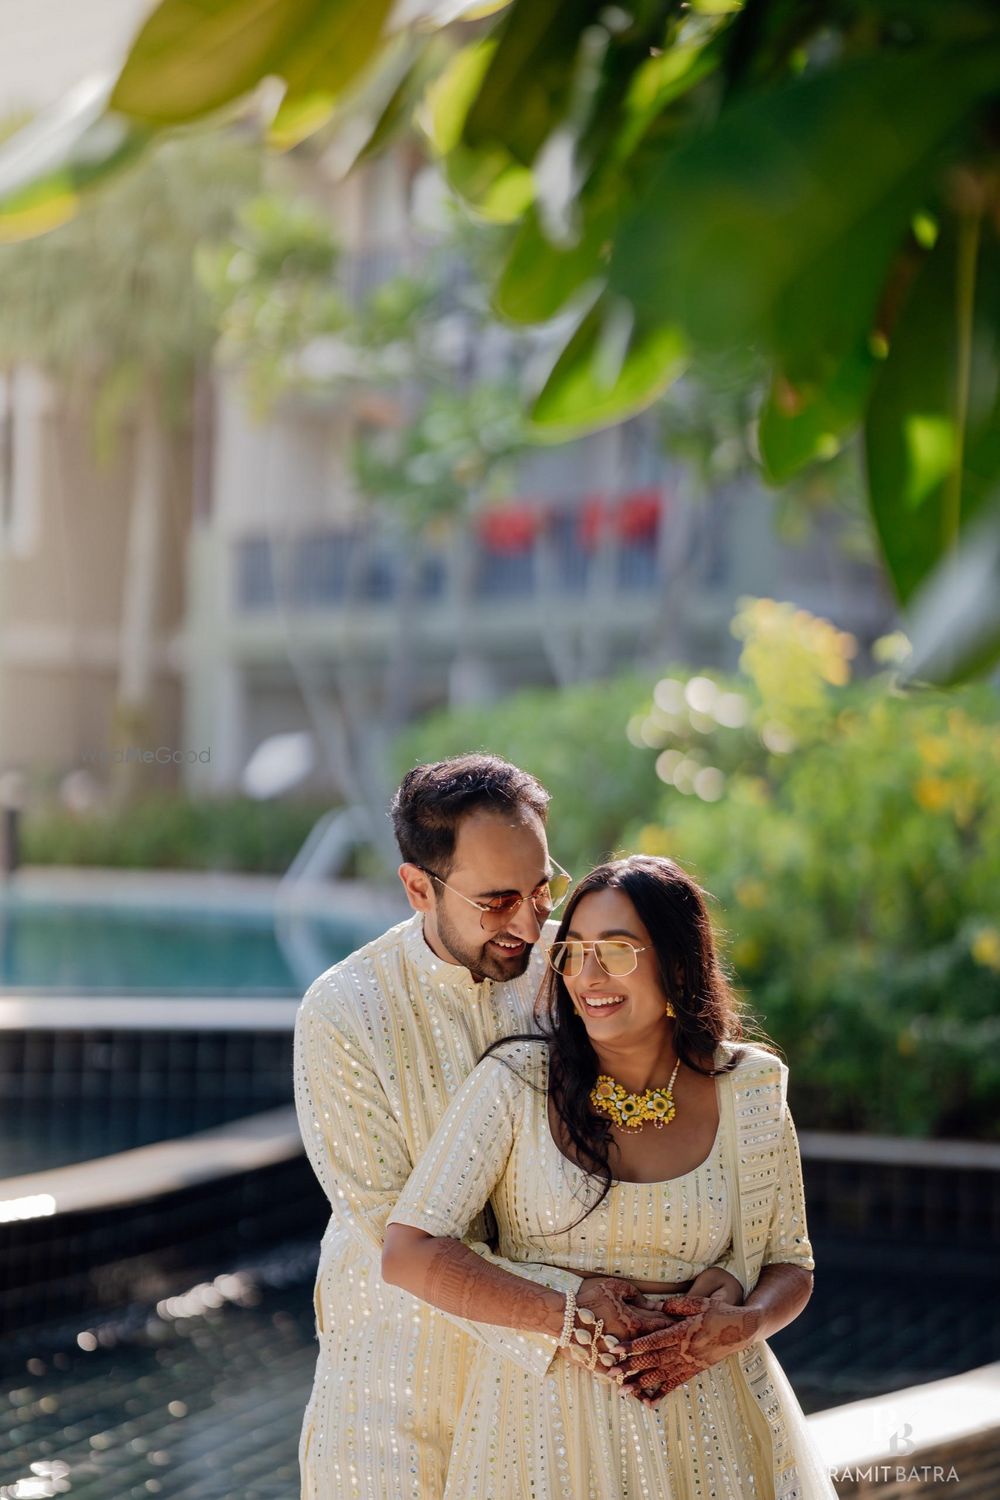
[389,1042,831,1500]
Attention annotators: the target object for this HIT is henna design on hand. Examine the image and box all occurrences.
[421,1239,558,1332]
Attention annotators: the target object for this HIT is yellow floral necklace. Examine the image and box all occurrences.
[590,1057,681,1131]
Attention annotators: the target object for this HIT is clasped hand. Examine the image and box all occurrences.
[563,1271,758,1406]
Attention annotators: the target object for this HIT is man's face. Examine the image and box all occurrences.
[418,807,552,982]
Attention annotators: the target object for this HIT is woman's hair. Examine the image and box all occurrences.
[481,854,776,1232]
[390,753,550,876]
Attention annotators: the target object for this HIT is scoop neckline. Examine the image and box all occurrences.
[538,1046,725,1189]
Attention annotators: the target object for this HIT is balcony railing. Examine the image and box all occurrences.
[234,492,667,613]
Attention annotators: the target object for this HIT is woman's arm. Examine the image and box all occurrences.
[383,1224,564,1337]
[383,1223,678,1342]
[740,1262,813,1340]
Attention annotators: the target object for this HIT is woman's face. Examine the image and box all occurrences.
[560,887,673,1048]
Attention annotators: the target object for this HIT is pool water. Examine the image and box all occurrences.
[0,900,376,996]
[2,1234,995,1499]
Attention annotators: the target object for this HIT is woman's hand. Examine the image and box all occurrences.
[574,1276,676,1341]
[616,1289,763,1403]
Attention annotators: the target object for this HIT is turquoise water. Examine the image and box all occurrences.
[0,899,375,995]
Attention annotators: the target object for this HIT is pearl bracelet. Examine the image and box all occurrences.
[557,1289,577,1347]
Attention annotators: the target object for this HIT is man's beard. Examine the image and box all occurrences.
[435,903,533,982]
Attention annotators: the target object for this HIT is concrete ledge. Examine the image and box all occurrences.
[0,1106,303,1217]
[0,995,302,1031]
[810,1362,1000,1495]
[798,1128,1000,1171]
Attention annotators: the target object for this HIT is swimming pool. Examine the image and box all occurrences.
[0,896,381,996]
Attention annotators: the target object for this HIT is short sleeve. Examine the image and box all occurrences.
[760,1103,815,1272]
[388,1049,525,1240]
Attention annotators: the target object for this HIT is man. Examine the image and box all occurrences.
[294,754,669,1499]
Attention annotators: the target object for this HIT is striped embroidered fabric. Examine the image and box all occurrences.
[293,915,583,1500]
[389,1041,834,1500]
[295,912,835,1500]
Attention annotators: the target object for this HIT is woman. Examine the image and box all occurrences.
[383,855,836,1500]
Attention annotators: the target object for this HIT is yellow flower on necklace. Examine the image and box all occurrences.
[590,1059,681,1132]
[646,1092,675,1123]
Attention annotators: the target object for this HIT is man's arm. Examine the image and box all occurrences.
[293,979,582,1379]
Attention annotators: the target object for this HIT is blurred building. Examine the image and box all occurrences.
[180,147,889,798]
[0,17,893,802]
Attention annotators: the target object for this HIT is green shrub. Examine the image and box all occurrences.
[22,793,334,874]
[393,600,1000,1139]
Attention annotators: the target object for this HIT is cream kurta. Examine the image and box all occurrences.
[293,914,587,1500]
[389,1039,837,1500]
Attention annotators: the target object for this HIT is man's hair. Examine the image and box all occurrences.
[390,753,550,875]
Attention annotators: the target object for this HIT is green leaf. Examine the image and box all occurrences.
[0,79,152,242]
[865,221,1000,603]
[758,342,879,484]
[900,494,1000,685]
[110,0,391,126]
[612,36,723,166]
[353,37,450,165]
[424,40,533,220]
[463,0,605,166]
[111,0,315,123]
[272,0,394,100]
[493,201,611,323]
[267,17,419,153]
[530,294,687,439]
[610,42,1000,385]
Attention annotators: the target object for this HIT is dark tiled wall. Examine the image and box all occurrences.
[0,1029,294,1110]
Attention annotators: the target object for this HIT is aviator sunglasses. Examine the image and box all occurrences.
[546,939,650,978]
[416,858,573,934]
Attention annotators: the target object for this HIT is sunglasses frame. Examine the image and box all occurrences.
[416,858,573,933]
[546,939,650,979]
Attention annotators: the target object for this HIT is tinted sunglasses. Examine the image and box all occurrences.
[418,860,573,934]
[546,939,649,978]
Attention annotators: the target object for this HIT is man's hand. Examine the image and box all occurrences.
[686,1266,744,1304]
[616,1289,763,1403]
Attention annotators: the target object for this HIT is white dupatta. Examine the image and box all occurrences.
[716,1042,838,1500]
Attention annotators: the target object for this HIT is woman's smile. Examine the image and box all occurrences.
[578,992,629,1018]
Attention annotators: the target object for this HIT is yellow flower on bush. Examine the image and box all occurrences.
[732,937,762,970]
[971,927,1000,972]
[914,775,950,811]
[916,735,949,768]
[735,878,767,910]
[637,823,671,856]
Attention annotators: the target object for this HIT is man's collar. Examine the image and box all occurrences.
[401,910,558,994]
[400,910,494,993]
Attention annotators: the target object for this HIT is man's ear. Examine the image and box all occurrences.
[398,862,434,912]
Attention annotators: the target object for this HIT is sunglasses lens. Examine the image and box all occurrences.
[549,941,583,977]
[545,872,572,911]
[481,896,521,932]
[597,941,638,976]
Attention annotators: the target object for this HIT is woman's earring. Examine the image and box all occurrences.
[664,1001,676,1017]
